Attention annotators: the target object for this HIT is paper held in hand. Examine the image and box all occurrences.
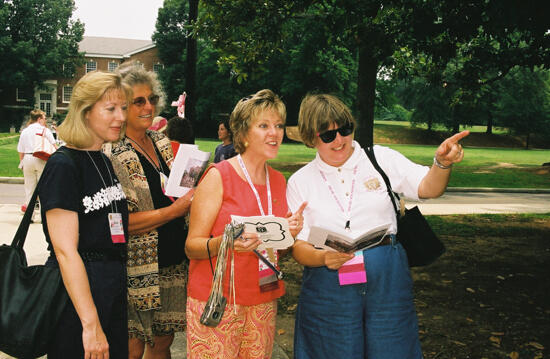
[231,215,294,250]
[164,144,211,197]
[307,223,391,254]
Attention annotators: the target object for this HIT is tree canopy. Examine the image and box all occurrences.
[0,0,84,97]
[195,0,550,146]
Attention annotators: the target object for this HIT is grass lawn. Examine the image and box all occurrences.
[197,139,550,189]
[375,120,510,135]
[1,127,548,188]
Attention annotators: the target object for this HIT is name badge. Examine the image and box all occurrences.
[108,213,125,243]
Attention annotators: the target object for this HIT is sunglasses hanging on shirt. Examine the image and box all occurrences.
[317,122,355,143]
[132,94,160,107]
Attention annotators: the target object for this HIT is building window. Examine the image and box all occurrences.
[108,62,119,72]
[135,61,144,68]
[86,60,97,73]
[63,86,73,103]
[16,88,30,102]
[39,93,53,116]
[153,63,164,73]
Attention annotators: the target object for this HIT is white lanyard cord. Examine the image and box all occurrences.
[86,151,118,213]
[237,154,272,216]
[319,165,358,230]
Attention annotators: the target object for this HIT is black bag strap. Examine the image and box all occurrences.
[364,146,401,218]
[11,147,78,249]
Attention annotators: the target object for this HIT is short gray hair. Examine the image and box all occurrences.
[117,62,166,116]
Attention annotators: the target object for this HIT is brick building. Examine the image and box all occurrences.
[0,36,163,131]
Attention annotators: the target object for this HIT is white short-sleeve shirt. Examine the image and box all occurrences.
[17,122,56,154]
[286,141,429,242]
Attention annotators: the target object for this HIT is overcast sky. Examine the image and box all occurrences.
[73,0,164,40]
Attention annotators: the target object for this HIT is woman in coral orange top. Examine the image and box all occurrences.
[185,89,304,358]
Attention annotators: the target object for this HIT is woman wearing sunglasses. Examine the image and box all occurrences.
[107,63,194,359]
[286,94,468,359]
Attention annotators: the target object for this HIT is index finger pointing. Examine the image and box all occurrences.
[447,130,470,144]
[295,202,308,216]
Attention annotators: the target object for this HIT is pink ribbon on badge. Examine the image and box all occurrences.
[171,92,186,118]
[338,251,367,285]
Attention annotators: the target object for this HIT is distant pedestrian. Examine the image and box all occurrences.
[166,115,195,155]
[213,117,237,163]
[17,109,56,215]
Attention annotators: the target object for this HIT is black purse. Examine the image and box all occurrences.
[0,173,69,357]
[365,147,445,267]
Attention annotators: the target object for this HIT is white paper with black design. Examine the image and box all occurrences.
[230,215,293,250]
[164,144,211,197]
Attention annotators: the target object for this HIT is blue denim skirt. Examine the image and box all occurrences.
[294,240,423,359]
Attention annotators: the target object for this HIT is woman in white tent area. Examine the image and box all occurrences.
[286,93,469,359]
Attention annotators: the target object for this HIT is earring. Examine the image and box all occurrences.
[244,141,249,148]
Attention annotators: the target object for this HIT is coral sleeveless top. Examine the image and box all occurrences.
[187,160,287,305]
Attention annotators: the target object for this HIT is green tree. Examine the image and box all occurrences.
[393,1,549,133]
[494,66,550,149]
[0,0,84,97]
[196,0,549,146]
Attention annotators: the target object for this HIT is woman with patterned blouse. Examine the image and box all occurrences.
[107,63,194,359]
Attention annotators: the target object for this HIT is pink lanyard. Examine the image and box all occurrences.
[237,155,272,216]
[319,165,357,231]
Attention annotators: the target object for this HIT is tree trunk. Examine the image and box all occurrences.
[356,43,378,148]
[185,0,199,122]
[486,112,493,134]
[525,133,530,149]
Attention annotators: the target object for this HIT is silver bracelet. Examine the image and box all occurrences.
[433,156,452,170]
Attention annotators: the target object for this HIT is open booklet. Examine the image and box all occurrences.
[230,215,293,250]
[307,223,391,254]
[164,144,211,197]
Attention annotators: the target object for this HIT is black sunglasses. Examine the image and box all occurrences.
[132,94,160,107]
[317,123,355,143]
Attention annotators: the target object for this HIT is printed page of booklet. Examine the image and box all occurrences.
[164,144,211,197]
[307,222,391,254]
[231,215,293,250]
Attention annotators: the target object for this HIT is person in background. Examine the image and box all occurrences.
[286,93,468,359]
[108,63,193,359]
[185,89,304,359]
[165,115,195,155]
[39,71,130,358]
[213,117,237,163]
[149,116,168,133]
[17,109,57,215]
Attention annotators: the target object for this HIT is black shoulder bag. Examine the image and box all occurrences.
[365,147,445,267]
[0,150,71,358]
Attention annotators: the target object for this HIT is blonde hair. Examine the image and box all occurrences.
[116,62,165,116]
[29,109,45,123]
[230,89,286,154]
[58,71,130,148]
[298,94,356,148]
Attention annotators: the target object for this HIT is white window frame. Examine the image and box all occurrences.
[153,63,164,73]
[62,85,73,103]
[86,60,97,73]
[16,88,29,102]
[108,61,119,72]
